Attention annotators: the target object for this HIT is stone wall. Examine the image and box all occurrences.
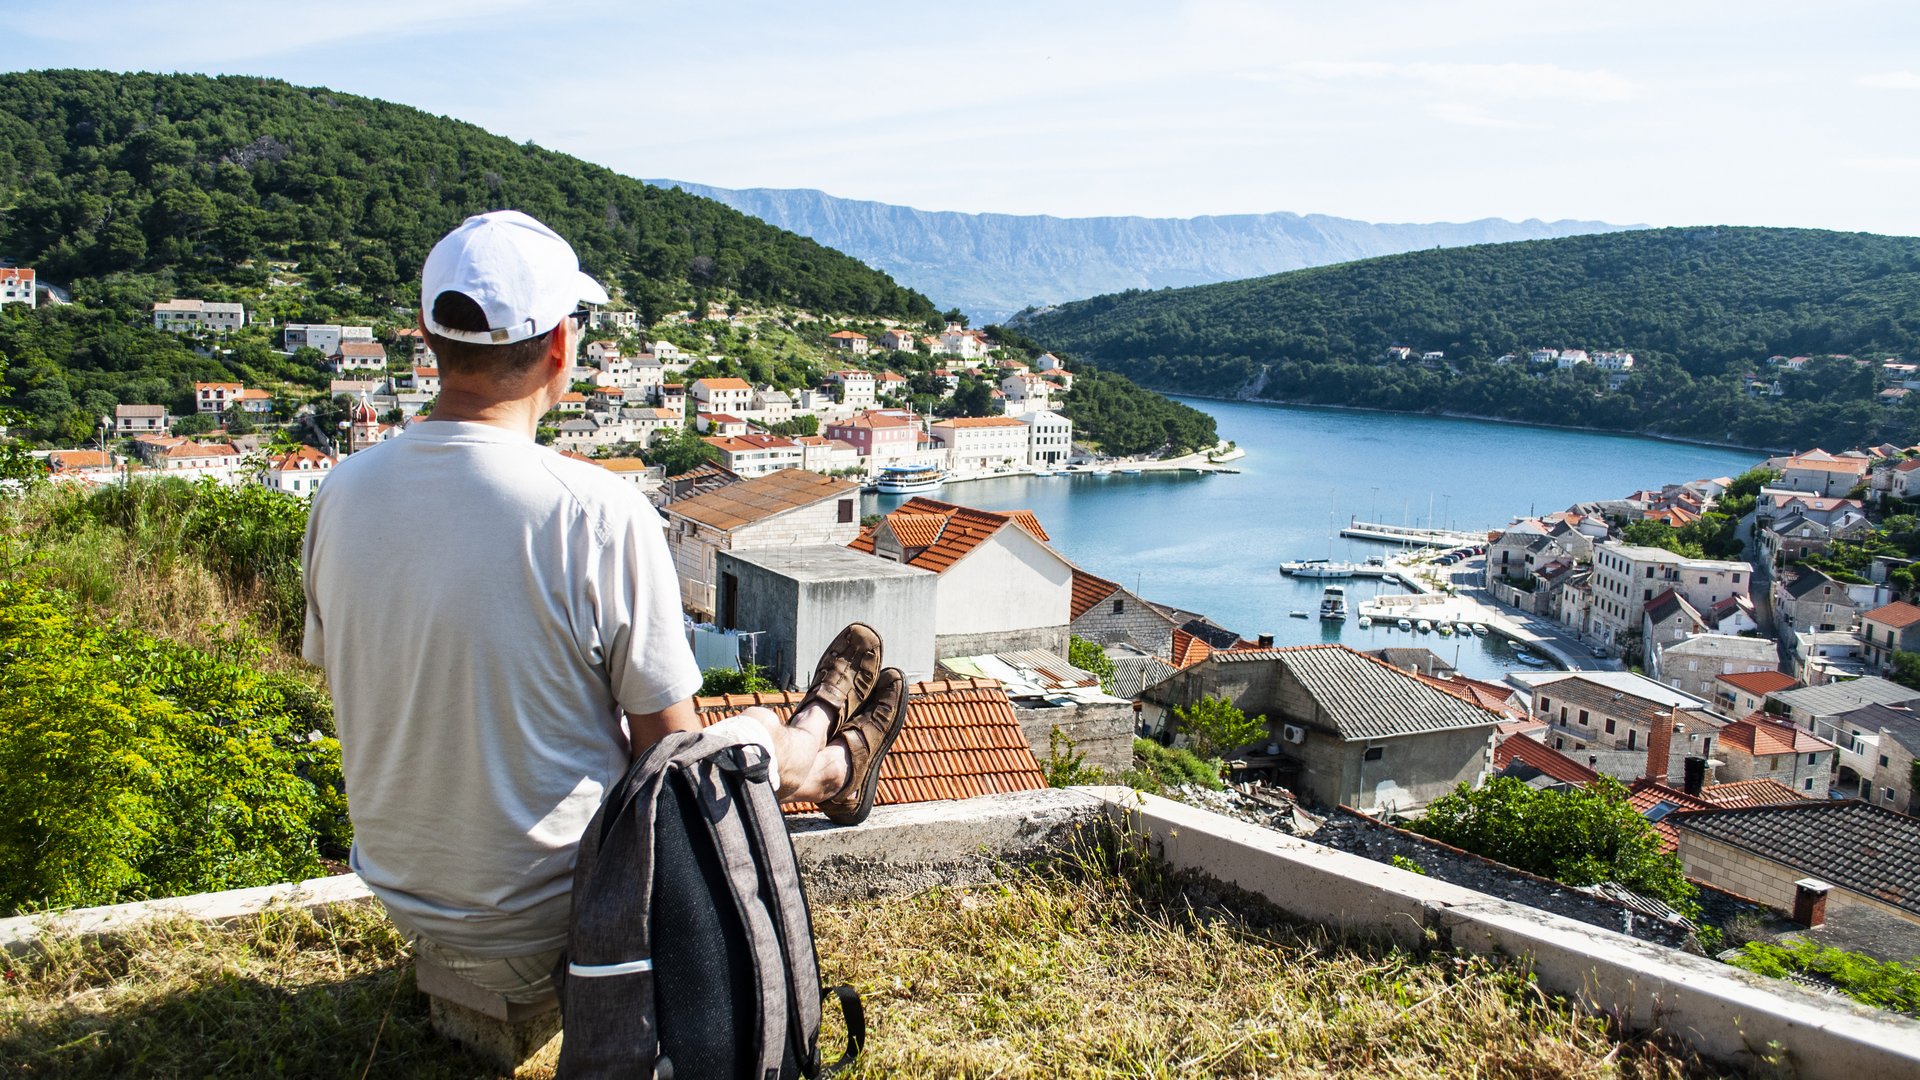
[935,624,1068,658]
[1014,700,1136,777]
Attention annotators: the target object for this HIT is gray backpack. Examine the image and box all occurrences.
[554,730,865,1079]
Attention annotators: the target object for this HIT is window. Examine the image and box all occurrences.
[1769,757,1779,771]
[1538,696,1551,714]
[1627,729,1637,750]
[1112,598,1124,615]
[1807,752,1817,765]
[1363,746,1384,762]
[1804,778,1815,791]
[1560,707,1568,723]
[1605,718,1617,734]
[837,498,854,524]
[1554,737,1565,750]
[1579,710,1589,726]
[1699,575,1708,585]
[1882,754,1892,768]
[1887,787,1897,803]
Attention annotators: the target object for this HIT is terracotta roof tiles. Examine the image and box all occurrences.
[666,468,856,531]
[849,497,1052,575]
[1716,669,1799,697]
[1071,568,1122,621]
[1700,778,1812,808]
[694,678,1046,812]
[1864,601,1920,628]
[1494,733,1601,786]
[1721,713,1836,757]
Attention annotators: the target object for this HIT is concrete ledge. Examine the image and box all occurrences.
[790,787,1104,903]
[1091,786,1920,1080]
[0,872,374,956]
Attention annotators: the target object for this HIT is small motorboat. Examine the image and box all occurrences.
[1290,611,1310,619]
[1436,622,1454,635]
[1120,467,1144,476]
[1416,619,1433,633]
[1357,615,1373,629]
[1319,585,1348,622]
[1455,622,1474,635]
[1472,624,1489,636]
[1397,617,1412,631]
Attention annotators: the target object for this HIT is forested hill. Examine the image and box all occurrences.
[0,70,933,320]
[1020,227,1920,449]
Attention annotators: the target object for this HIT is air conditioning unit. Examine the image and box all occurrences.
[1281,724,1306,744]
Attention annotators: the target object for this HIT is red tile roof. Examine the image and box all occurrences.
[694,678,1046,812]
[1627,779,1718,852]
[1701,778,1812,809]
[1070,568,1121,621]
[849,497,1052,575]
[1715,669,1798,697]
[693,377,752,391]
[1721,713,1836,757]
[1494,733,1600,786]
[1169,629,1212,669]
[1864,601,1920,628]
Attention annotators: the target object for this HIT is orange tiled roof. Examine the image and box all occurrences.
[693,377,752,391]
[47,449,113,470]
[268,445,332,469]
[1864,601,1920,628]
[849,497,1051,575]
[1722,713,1835,757]
[1701,779,1812,809]
[694,678,1046,811]
[1626,779,1718,852]
[337,341,386,357]
[1417,672,1520,716]
[1494,733,1600,786]
[1071,568,1121,621]
[1716,669,1798,696]
[1169,629,1212,669]
[932,416,1029,428]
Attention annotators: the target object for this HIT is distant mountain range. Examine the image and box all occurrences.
[649,180,1636,321]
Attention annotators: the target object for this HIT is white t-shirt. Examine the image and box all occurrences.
[302,421,701,956]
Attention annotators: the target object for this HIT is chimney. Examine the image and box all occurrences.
[1792,878,1832,927]
[1644,706,1680,784]
[1683,755,1707,796]
[1257,633,1275,648]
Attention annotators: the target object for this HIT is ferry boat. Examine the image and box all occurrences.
[874,464,947,495]
[1319,585,1348,622]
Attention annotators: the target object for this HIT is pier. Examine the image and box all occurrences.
[1340,519,1488,547]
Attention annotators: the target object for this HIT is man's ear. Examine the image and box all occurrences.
[546,322,573,376]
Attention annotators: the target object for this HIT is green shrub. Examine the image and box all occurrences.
[1730,940,1920,1016]
[698,663,779,697]
[1042,727,1108,788]
[1172,694,1266,760]
[1067,635,1116,694]
[0,577,344,913]
[1127,737,1224,792]
[1390,855,1428,875]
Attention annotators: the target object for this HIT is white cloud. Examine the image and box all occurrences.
[1858,71,1920,91]
[1843,156,1920,174]
[1425,103,1541,130]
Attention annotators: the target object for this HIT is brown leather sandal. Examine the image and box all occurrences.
[794,622,882,729]
[820,667,908,827]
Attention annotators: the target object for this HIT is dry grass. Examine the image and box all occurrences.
[0,865,1745,1079]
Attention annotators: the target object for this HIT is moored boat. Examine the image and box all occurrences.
[1357,615,1372,629]
[1472,624,1489,636]
[1319,585,1348,622]
[874,464,948,494]
[1280,559,1361,578]
[1396,617,1412,630]
[1416,619,1433,633]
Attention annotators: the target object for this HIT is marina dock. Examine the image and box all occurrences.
[1339,519,1488,547]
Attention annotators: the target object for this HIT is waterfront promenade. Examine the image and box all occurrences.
[1353,550,1621,673]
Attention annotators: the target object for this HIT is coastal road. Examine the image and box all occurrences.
[1443,558,1623,673]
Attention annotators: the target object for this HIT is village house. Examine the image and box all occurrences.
[260,445,334,497]
[1714,713,1836,796]
[193,381,244,414]
[874,371,909,402]
[0,267,35,308]
[408,367,441,395]
[330,341,389,374]
[1772,450,1871,498]
[623,407,684,446]
[550,392,587,416]
[658,383,687,414]
[1651,634,1782,701]
[588,308,639,332]
[1518,671,1720,784]
[1020,409,1073,467]
[691,377,754,416]
[1585,542,1751,649]
[829,370,877,409]
[42,449,118,485]
[999,373,1053,416]
[113,404,170,436]
[852,498,1074,655]
[824,410,920,467]
[1640,589,1708,654]
[826,330,870,353]
[551,416,619,454]
[283,324,372,356]
[876,328,916,352]
[929,416,1030,474]
[152,299,245,334]
[1859,601,1920,674]
[1069,568,1182,658]
[1793,630,1872,684]
[702,434,804,477]
[791,435,858,474]
[1770,676,1920,775]
[661,469,861,619]
[589,457,658,493]
[1143,644,1500,814]
[694,413,749,437]
[1671,801,1920,932]
[1892,459,1920,500]
[1759,509,1873,564]
[713,546,939,687]
[1772,567,1884,639]
[934,323,992,360]
[134,437,245,483]
[1711,669,1800,721]
[749,387,793,425]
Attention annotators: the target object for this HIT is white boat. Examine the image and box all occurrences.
[1416,619,1433,633]
[874,464,947,495]
[1120,467,1144,476]
[1319,585,1348,622]
[1436,622,1454,635]
[1455,622,1475,635]
[1396,618,1413,631]
[1513,651,1550,667]
[1357,615,1372,629]
[1472,624,1489,636]
[1289,611,1310,619]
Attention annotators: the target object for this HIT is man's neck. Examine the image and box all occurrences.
[427,386,543,437]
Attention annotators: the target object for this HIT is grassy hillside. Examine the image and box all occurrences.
[1021,227,1920,448]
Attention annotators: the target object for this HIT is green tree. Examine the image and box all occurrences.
[1889,651,1920,690]
[1172,695,1266,760]
[698,664,778,697]
[1068,635,1117,694]
[649,426,721,476]
[1413,776,1697,912]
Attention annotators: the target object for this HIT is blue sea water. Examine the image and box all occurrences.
[865,398,1760,681]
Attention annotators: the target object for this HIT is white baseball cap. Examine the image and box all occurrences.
[420,210,610,345]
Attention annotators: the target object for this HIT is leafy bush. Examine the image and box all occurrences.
[1042,727,1108,788]
[1390,855,1428,876]
[0,577,345,913]
[1067,635,1116,694]
[1413,775,1697,914]
[1730,940,1920,1016]
[1172,694,1266,760]
[698,663,779,697]
[1126,737,1224,792]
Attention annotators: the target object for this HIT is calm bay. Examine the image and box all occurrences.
[866,398,1760,681]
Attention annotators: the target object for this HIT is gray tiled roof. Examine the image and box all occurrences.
[1670,801,1920,917]
[1110,653,1178,700]
[1233,645,1501,741]
[1772,677,1920,718]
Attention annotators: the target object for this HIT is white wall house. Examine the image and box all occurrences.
[261,445,335,496]
[930,416,1030,474]
[154,299,245,334]
[1020,409,1073,466]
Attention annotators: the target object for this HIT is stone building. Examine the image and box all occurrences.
[661,469,861,619]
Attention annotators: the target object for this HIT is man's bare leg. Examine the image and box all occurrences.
[734,705,852,803]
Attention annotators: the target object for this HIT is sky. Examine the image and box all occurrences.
[7,1,1920,233]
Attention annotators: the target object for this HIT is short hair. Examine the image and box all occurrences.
[424,291,556,381]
